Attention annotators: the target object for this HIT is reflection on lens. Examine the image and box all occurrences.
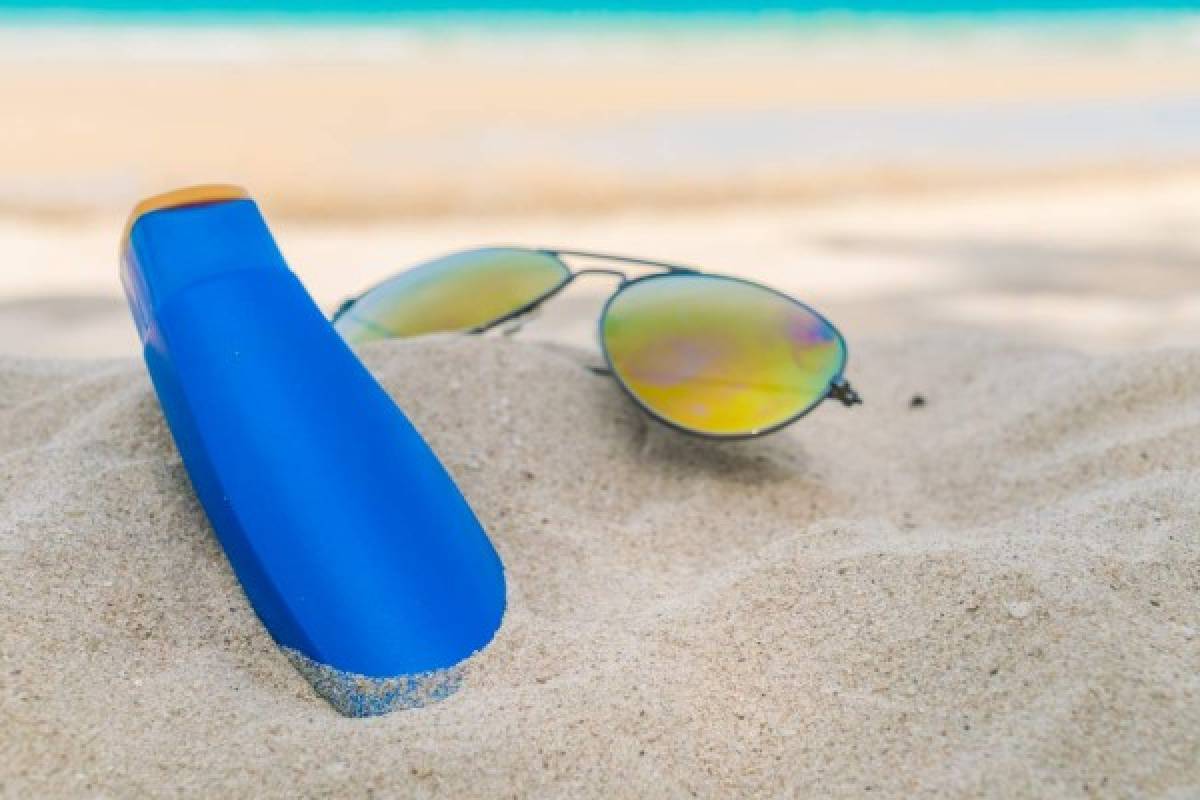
[334,248,569,343]
[602,274,845,437]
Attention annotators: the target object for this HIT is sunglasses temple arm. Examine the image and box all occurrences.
[828,380,862,407]
[331,294,361,322]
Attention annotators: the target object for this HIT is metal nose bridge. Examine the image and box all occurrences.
[563,266,629,285]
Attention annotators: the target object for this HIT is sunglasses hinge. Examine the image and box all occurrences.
[829,380,863,407]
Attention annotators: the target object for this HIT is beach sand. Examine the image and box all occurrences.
[4,172,1200,360]
[2,333,1198,796]
[3,22,1200,219]
[3,20,1200,798]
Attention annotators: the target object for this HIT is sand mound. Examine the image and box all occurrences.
[2,335,1197,797]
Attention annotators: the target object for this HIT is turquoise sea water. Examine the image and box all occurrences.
[0,0,1197,24]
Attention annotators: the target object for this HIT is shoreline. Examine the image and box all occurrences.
[0,14,1196,65]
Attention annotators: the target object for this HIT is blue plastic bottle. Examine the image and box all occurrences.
[120,186,506,716]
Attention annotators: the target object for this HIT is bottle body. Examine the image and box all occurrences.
[121,190,506,715]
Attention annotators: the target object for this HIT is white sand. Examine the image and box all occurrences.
[5,174,1200,361]
[2,332,1197,797]
[3,25,1200,220]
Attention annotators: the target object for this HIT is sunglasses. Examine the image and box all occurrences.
[332,247,861,439]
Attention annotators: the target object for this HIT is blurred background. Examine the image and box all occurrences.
[1,0,1198,358]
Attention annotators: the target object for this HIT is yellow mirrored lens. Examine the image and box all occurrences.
[335,248,569,343]
[602,275,845,437]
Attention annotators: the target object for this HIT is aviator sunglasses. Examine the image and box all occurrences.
[332,247,861,439]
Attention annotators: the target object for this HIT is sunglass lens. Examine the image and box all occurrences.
[601,274,846,437]
[334,248,569,343]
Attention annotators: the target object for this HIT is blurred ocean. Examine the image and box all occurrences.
[0,0,1197,14]
[1,0,1197,67]
[1,0,1198,26]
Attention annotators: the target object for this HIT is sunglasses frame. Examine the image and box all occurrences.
[334,246,861,440]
